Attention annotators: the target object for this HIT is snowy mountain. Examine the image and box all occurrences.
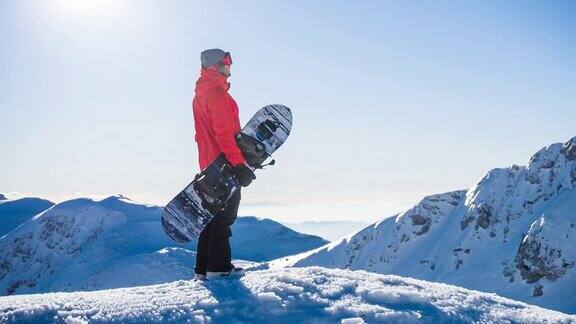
[0,195,325,295]
[282,220,369,241]
[1,267,573,323]
[0,195,54,237]
[269,137,576,314]
[232,216,328,261]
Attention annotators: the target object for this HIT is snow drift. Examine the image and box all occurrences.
[0,267,573,323]
[269,137,576,314]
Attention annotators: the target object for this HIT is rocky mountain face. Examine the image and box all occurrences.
[270,137,576,314]
[0,196,326,295]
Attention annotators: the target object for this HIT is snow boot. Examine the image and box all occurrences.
[206,267,245,280]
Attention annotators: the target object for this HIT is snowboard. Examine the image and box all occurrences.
[161,104,293,243]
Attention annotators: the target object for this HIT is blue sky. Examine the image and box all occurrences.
[1,1,575,223]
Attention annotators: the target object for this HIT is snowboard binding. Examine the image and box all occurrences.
[236,133,271,169]
[256,120,280,141]
[193,157,236,215]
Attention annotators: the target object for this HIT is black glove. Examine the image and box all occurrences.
[233,164,256,187]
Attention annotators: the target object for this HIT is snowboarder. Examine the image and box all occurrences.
[192,49,256,281]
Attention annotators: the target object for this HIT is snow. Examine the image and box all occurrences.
[266,137,576,314]
[0,267,573,323]
[0,195,326,296]
[0,196,54,237]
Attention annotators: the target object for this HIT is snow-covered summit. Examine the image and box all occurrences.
[0,196,133,295]
[1,267,573,323]
[0,195,54,237]
[269,137,576,314]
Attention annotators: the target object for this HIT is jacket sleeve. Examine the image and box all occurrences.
[210,90,247,166]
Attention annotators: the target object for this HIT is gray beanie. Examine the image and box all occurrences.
[201,48,227,69]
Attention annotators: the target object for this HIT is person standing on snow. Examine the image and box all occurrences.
[192,49,256,280]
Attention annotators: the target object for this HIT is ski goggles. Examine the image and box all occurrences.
[222,52,232,66]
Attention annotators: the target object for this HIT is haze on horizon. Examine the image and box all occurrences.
[1,1,575,223]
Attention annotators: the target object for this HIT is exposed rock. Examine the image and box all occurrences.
[540,159,555,169]
[561,137,576,161]
[0,194,5,201]
[449,191,464,205]
[411,213,428,226]
[550,168,559,183]
[515,217,575,284]
[396,190,465,238]
[455,259,463,269]
[411,214,431,235]
[525,173,541,185]
[533,284,544,297]
[475,204,493,230]
[461,216,475,230]
[400,233,410,243]
[528,151,541,165]
[502,260,516,283]
[419,259,436,271]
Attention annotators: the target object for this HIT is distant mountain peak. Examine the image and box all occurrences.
[101,194,133,202]
[0,194,5,201]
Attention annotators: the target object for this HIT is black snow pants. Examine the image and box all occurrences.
[194,189,241,274]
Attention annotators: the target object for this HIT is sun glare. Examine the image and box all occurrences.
[49,0,126,22]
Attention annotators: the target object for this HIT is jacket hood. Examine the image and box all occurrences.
[194,68,230,97]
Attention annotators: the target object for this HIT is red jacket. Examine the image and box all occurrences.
[193,69,246,170]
